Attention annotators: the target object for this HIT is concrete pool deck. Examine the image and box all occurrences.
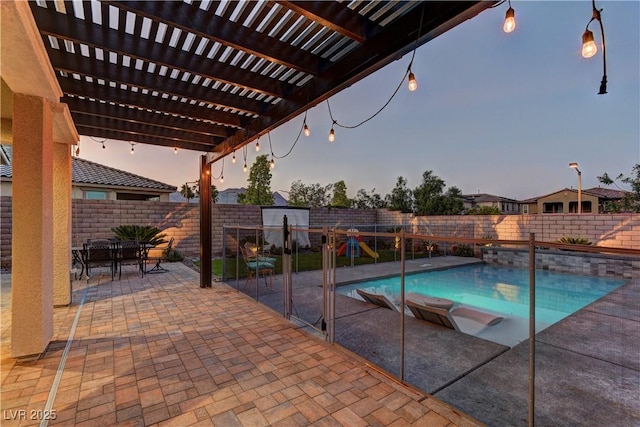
[235,256,640,426]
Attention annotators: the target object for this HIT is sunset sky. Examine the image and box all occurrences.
[77,1,640,201]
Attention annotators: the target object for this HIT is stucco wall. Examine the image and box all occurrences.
[1,197,638,267]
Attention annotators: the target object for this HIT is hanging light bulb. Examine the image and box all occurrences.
[407,71,417,92]
[255,138,260,152]
[303,122,310,137]
[174,147,178,154]
[75,146,80,156]
[243,163,247,173]
[130,143,135,155]
[503,5,515,33]
[270,157,275,169]
[581,29,597,58]
[102,142,106,149]
[220,174,224,183]
[328,127,335,142]
[232,151,236,163]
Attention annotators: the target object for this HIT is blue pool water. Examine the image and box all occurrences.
[337,264,625,346]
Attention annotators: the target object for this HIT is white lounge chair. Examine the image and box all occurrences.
[356,289,398,311]
[406,296,503,330]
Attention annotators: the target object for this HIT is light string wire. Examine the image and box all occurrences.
[326,3,425,130]
[211,157,224,180]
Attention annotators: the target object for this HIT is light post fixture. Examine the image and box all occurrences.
[569,162,582,214]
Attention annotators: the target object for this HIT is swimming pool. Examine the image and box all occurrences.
[337,264,625,346]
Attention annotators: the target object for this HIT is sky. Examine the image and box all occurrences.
[77,1,640,201]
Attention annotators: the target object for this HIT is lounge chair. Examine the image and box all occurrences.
[356,289,398,311]
[406,296,503,331]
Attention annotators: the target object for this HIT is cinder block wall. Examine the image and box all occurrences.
[1,196,638,267]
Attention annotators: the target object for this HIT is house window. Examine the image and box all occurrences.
[523,205,529,214]
[569,201,592,213]
[85,191,107,200]
[543,202,563,213]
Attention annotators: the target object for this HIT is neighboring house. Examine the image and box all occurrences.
[520,187,629,214]
[1,146,176,201]
[461,193,521,214]
[171,187,288,206]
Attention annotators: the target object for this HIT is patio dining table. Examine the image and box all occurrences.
[72,241,154,280]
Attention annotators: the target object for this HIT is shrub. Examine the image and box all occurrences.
[165,249,184,262]
[557,237,593,245]
[112,225,167,245]
[452,244,475,257]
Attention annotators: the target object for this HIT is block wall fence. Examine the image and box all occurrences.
[1,196,638,266]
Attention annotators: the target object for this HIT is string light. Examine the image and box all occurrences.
[174,147,178,154]
[503,0,515,33]
[328,126,335,142]
[407,71,417,92]
[75,145,80,156]
[270,157,275,169]
[242,145,248,173]
[232,151,236,163]
[102,142,106,149]
[129,142,135,155]
[255,137,260,152]
[581,30,597,58]
[582,0,607,94]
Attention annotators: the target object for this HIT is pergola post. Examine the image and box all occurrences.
[199,155,212,288]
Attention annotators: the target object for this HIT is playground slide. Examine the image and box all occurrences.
[337,242,347,256]
[359,242,379,259]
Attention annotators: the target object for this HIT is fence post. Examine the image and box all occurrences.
[222,225,226,281]
[528,232,536,427]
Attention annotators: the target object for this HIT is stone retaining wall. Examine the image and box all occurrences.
[482,247,640,279]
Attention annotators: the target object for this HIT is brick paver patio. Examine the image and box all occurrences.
[1,263,481,426]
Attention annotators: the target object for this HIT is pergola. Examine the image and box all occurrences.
[1,1,494,358]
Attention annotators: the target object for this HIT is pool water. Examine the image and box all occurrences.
[337,264,625,346]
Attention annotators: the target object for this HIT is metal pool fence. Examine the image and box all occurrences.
[220,221,639,427]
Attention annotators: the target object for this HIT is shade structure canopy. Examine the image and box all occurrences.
[29,0,493,163]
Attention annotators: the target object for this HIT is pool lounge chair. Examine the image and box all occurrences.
[406,297,503,330]
[356,289,398,311]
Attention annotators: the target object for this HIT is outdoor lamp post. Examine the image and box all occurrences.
[569,162,582,214]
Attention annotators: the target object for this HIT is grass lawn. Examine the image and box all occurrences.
[205,250,432,279]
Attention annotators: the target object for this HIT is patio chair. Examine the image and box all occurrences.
[116,240,144,279]
[83,240,116,280]
[240,246,274,289]
[244,242,276,264]
[406,297,503,331]
[145,237,173,273]
[356,289,398,311]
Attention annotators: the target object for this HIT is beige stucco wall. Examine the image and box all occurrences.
[536,192,600,213]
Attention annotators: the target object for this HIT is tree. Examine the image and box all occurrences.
[180,183,196,203]
[192,182,219,203]
[288,180,332,207]
[331,180,351,208]
[385,176,413,212]
[597,163,640,212]
[238,155,274,205]
[413,170,464,215]
[467,205,501,215]
[352,188,387,209]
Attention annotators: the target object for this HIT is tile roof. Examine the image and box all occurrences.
[72,158,176,191]
[461,193,520,203]
[583,187,630,199]
[521,187,630,202]
[0,148,175,192]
